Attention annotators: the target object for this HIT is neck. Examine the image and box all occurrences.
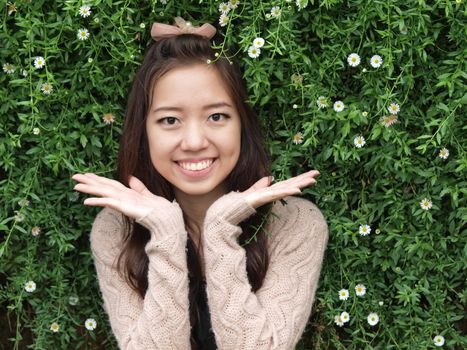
[174,184,227,243]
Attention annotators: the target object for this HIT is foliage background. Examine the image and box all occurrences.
[1,0,466,349]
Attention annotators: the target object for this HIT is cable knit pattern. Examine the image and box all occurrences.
[90,194,328,350]
[203,193,329,350]
[90,203,191,350]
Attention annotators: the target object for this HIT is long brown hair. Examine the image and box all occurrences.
[115,34,270,346]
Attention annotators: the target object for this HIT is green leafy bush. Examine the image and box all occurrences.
[1,0,465,349]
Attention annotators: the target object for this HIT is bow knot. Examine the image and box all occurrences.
[151,17,216,41]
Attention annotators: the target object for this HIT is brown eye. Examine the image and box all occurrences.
[158,117,179,125]
[209,113,228,122]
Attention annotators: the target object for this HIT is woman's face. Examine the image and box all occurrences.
[146,64,241,197]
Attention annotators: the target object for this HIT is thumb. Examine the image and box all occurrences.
[244,176,272,195]
[128,176,150,194]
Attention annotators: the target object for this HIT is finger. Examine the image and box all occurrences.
[83,197,121,209]
[73,183,121,198]
[128,176,152,195]
[243,176,272,195]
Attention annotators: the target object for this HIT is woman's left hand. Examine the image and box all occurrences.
[243,170,320,209]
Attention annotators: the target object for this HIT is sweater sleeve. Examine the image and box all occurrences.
[202,193,329,350]
[90,205,191,350]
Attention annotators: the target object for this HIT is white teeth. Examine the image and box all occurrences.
[179,159,213,171]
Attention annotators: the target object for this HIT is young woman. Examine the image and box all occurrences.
[72,18,328,350]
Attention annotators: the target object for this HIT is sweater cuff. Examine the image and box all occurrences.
[135,201,186,236]
[206,191,257,226]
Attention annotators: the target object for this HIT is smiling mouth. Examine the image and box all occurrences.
[177,159,214,171]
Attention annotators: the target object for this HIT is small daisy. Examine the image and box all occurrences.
[292,104,298,109]
[291,73,303,85]
[367,312,379,326]
[33,128,40,135]
[22,69,27,77]
[219,2,230,14]
[248,45,261,58]
[370,55,383,68]
[380,115,398,128]
[69,295,79,306]
[34,56,46,69]
[340,311,350,323]
[334,314,344,327]
[50,322,60,333]
[229,0,240,9]
[77,28,90,41]
[388,102,400,115]
[347,53,361,67]
[433,335,445,347]
[18,199,30,207]
[15,213,25,222]
[420,198,432,210]
[31,226,41,236]
[375,228,381,234]
[78,5,91,18]
[338,289,349,301]
[139,23,145,29]
[355,284,366,296]
[378,301,384,306]
[41,83,53,95]
[3,63,15,74]
[296,0,308,10]
[253,37,265,48]
[362,111,368,117]
[354,135,366,148]
[271,6,281,17]
[333,100,344,112]
[292,132,304,145]
[85,318,97,331]
[316,96,328,109]
[438,148,449,160]
[219,14,229,27]
[359,224,371,236]
[7,2,17,16]
[103,113,115,125]
[24,281,36,293]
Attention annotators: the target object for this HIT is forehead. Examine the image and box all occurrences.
[151,64,234,108]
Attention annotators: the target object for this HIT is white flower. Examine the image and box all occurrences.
[77,28,90,41]
[338,289,349,300]
[271,6,281,17]
[85,318,97,331]
[334,314,344,327]
[388,102,400,115]
[362,111,368,117]
[50,322,60,333]
[347,53,361,67]
[253,37,265,48]
[370,55,383,68]
[34,56,46,69]
[248,45,261,58]
[438,148,449,160]
[79,5,91,18]
[354,135,366,148]
[292,104,298,109]
[433,335,445,347]
[103,113,115,125]
[24,281,36,292]
[33,128,40,135]
[380,115,398,128]
[359,224,371,236]
[378,301,384,306]
[340,311,350,323]
[420,198,432,210]
[31,226,41,236]
[292,132,304,145]
[69,295,79,306]
[3,63,15,74]
[367,312,379,326]
[296,0,308,10]
[18,199,30,207]
[219,2,231,14]
[229,0,240,9]
[15,213,25,222]
[160,0,168,4]
[219,14,229,27]
[22,69,28,77]
[316,96,328,109]
[139,23,146,29]
[7,2,17,16]
[41,83,53,95]
[333,100,344,112]
[355,284,366,296]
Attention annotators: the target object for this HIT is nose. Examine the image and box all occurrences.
[180,122,209,151]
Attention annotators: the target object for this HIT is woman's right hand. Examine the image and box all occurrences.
[72,173,173,220]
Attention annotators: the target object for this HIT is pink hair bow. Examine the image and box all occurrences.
[151,17,216,41]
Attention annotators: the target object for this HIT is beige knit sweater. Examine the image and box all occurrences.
[90,192,328,350]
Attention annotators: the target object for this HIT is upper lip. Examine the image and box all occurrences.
[176,158,215,163]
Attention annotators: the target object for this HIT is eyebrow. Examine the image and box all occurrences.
[153,102,233,113]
